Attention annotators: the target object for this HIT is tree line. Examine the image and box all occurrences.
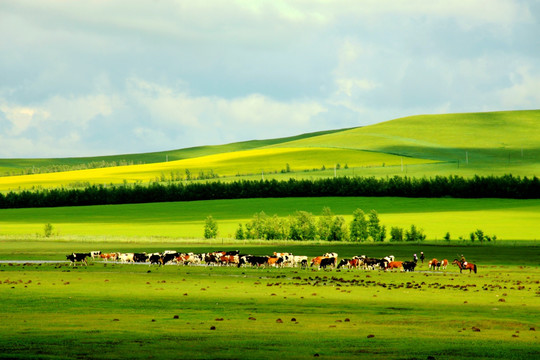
[2,160,142,177]
[1,174,539,209]
[204,208,427,242]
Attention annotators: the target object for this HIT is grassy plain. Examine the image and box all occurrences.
[0,244,538,360]
[1,197,540,241]
[1,110,539,191]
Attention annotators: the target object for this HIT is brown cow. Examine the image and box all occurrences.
[387,261,403,271]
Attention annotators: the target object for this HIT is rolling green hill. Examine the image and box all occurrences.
[1,110,539,191]
[269,110,540,175]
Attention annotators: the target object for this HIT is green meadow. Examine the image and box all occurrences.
[1,110,539,191]
[1,110,539,359]
[0,247,538,360]
[1,197,540,241]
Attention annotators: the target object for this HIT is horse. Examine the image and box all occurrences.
[452,259,477,273]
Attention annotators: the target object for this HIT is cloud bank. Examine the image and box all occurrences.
[1,0,538,157]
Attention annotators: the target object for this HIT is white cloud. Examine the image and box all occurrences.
[497,66,540,108]
[0,0,538,158]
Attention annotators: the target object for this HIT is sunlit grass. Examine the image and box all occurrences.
[1,197,539,240]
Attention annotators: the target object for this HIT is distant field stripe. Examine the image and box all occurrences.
[0,148,438,190]
[1,197,539,240]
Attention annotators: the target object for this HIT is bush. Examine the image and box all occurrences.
[444,232,451,241]
[405,224,426,242]
[203,216,218,239]
[43,223,54,238]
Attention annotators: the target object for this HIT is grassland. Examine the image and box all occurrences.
[1,197,540,241]
[0,243,538,360]
[1,110,539,191]
[1,109,539,359]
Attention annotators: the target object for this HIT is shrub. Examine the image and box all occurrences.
[203,215,218,239]
[43,223,54,238]
[405,224,426,242]
[444,232,451,242]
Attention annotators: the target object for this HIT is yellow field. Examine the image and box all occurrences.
[0,147,438,191]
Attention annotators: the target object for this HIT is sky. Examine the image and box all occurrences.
[1,0,539,158]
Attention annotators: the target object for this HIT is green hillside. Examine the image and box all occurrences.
[1,110,539,187]
[271,110,540,176]
[0,128,348,176]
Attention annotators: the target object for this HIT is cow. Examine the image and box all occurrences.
[387,261,403,271]
[403,261,417,272]
[267,256,284,267]
[90,251,101,259]
[66,253,90,266]
[361,257,380,270]
[204,253,221,266]
[292,255,308,267]
[133,253,148,263]
[177,253,202,266]
[439,259,448,270]
[118,253,134,263]
[149,254,163,265]
[162,252,179,264]
[337,258,359,269]
[319,257,336,269]
[99,253,118,262]
[238,255,269,268]
[219,255,239,266]
[310,256,326,267]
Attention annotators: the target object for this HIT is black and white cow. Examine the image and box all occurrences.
[66,253,90,266]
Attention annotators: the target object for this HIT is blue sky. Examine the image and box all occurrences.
[1,0,539,158]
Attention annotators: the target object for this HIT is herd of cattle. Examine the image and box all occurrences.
[65,250,450,272]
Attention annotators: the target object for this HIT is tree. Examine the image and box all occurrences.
[289,211,316,241]
[245,211,267,239]
[444,232,451,242]
[203,215,218,239]
[349,209,368,242]
[317,207,334,241]
[390,227,403,242]
[235,223,245,240]
[264,214,288,240]
[367,210,384,242]
[329,216,348,241]
[474,229,485,244]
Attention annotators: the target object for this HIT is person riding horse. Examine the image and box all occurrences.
[460,254,467,267]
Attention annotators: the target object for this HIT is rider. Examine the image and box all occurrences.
[460,254,467,267]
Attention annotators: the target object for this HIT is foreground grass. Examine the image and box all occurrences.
[1,197,540,240]
[0,249,538,360]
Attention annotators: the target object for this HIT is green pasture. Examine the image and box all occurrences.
[1,197,540,241]
[1,110,539,191]
[0,245,538,360]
